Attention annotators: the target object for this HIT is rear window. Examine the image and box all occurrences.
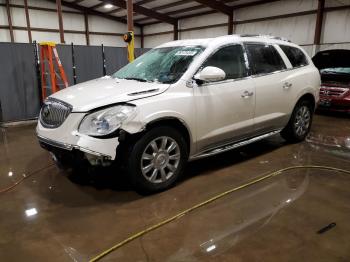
[245,44,286,75]
[280,45,308,68]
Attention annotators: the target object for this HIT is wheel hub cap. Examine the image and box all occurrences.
[154,152,169,169]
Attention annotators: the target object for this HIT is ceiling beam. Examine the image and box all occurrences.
[152,0,190,11]
[141,0,281,25]
[47,0,141,27]
[193,0,233,15]
[100,0,177,25]
[135,4,207,23]
[90,2,105,10]
[232,0,280,9]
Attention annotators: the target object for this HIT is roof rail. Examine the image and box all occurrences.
[239,34,291,42]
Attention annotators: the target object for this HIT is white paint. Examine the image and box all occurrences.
[143,23,173,35]
[180,13,227,30]
[144,34,173,48]
[0,6,8,25]
[13,30,29,43]
[31,31,61,43]
[0,29,11,42]
[235,0,318,21]
[235,14,317,45]
[11,6,27,27]
[64,33,86,45]
[322,9,350,44]
[180,26,227,40]
[62,13,85,31]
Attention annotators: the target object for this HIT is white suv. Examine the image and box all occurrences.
[37,35,320,193]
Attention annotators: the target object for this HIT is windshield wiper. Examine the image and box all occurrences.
[124,77,147,82]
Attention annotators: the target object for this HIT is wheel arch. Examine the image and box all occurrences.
[144,117,193,155]
[296,92,316,111]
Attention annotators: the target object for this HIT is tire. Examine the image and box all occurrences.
[126,126,188,194]
[281,99,313,143]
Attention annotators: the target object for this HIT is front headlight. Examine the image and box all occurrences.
[79,105,137,137]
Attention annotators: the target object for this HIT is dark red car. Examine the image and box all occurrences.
[312,50,350,113]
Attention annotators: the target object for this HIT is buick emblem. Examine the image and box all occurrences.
[42,104,50,118]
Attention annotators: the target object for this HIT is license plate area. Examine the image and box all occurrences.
[319,99,331,107]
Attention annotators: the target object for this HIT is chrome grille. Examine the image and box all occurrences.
[39,99,72,128]
[320,87,348,97]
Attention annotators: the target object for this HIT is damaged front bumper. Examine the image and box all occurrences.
[36,112,121,165]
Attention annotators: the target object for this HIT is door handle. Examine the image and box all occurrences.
[241,90,254,98]
[283,82,293,89]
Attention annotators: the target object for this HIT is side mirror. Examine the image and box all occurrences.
[194,66,226,84]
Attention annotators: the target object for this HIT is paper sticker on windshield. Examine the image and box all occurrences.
[175,50,197,56]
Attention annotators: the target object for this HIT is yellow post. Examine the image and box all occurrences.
[127,31,135,62]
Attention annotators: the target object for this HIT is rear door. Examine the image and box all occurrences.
[245,43,293,134]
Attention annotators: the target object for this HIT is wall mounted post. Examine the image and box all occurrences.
[71,43,77,84]
[102,44,107,76]
[56,0,65,43]
[23,0,32,43]
[84,12,90,45]
[314,0,325,45]
[174,22,178,40]
[5,0,14,42]
[228,12,234,34]
[33,41,43,106]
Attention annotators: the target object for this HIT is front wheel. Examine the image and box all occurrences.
[281,99,313,143]
[126,126,188,193]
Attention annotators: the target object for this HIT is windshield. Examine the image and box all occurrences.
[113,46,204,84]
[320,67,350,74]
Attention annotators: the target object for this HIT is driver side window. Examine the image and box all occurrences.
[202,45,248,80]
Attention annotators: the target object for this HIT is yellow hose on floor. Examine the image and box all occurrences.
[89,165,350,262]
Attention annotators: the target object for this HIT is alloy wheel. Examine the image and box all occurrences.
[141,136,181,184]
[294,105,311,137]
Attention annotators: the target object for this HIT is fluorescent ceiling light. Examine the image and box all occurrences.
[104,4,113,9]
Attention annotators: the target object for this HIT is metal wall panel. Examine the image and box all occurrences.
[74,45,104,83]
[0,43,40,122]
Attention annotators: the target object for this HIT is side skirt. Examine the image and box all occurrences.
[189,130,282,161]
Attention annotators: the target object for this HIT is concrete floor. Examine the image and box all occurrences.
[0,113,349,261]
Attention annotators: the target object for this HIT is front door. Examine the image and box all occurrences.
[194,44,255,152]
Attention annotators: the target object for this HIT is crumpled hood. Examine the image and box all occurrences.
[49,76,170,112]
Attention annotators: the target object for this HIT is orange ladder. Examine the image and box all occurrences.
[39,42,68,101]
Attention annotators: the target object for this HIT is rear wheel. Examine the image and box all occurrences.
[126,126,188,193]
[281,99,313,143]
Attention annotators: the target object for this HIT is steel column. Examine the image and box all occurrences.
[5,0,14,42]
[56,0,65,43]
[23,0,32,43]
[314,0,325,45]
